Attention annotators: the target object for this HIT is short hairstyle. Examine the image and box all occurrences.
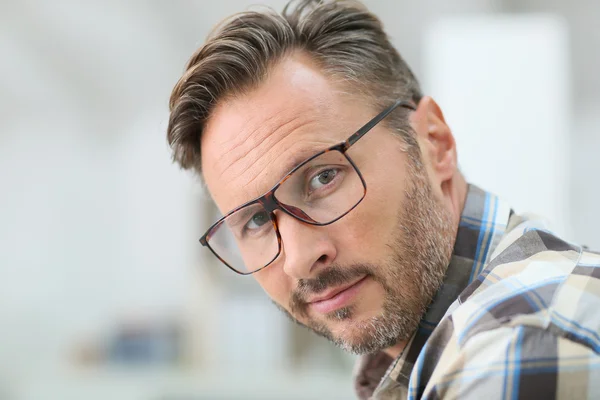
[167,0,423,174]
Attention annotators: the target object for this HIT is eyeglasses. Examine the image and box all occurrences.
[200,100,416,275]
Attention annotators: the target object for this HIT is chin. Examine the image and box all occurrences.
[321,296,411,354]
[324,307,385,348]
[332,321,399,355]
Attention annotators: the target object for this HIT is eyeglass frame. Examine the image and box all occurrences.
[199,99,417,275]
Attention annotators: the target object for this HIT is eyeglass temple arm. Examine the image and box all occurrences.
[344,100,416,150]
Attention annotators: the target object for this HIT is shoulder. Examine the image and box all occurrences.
[453,214,600,353]
[455,222,600,348]
[415,324,600,399]
[410,219,600,399]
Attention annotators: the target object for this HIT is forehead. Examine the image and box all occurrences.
[201,55,371,214]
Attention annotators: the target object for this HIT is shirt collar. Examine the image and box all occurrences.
[354,184,513,399]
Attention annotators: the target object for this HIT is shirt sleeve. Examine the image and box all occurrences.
[419,325,600,400]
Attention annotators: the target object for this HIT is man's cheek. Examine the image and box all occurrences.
[256,269,291,305]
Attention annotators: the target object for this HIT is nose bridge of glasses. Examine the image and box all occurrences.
[260,190,318,224]
[259,190,280,214]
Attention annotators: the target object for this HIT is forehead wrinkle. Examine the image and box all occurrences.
[213,105,286,162]
[235,122,325,193]
[215,113,324,210]
[218,112,307,183]
[217,101,314,177]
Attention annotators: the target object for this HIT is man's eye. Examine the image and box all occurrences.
[309,168,338,191]
[245,211,270,231]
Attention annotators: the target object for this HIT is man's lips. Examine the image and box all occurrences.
[308,275,368,314]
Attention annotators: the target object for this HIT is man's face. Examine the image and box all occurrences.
[201,55,456,354]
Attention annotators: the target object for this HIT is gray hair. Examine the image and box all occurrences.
[167,0,423,174]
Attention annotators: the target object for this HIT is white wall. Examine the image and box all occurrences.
[423,15,572,238]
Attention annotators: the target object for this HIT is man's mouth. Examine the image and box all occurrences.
[308,275,369,314]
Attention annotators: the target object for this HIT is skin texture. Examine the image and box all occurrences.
[201,53,468,358]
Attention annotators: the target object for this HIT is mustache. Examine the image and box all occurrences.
[289,264,374,317]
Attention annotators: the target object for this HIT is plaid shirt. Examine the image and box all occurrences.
[354,185,600,399]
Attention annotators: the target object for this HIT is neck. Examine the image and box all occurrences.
[383,340,407,360]
[440,170,468,225]
[452,173,469,221]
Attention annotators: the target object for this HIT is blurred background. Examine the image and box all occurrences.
[0,1,598,399]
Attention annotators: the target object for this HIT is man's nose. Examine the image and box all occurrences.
[275,211,337,280]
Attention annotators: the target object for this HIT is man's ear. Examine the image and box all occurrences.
[410,96,457,183]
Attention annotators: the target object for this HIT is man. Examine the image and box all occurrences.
[166,1,600,398]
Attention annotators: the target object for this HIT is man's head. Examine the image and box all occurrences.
[167,0,465,355]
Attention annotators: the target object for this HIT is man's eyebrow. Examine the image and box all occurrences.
[276,146,326,179]
[226,206,254,228]
[223,143,333,217]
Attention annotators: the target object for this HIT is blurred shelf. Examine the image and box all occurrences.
[12,366,355,400]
